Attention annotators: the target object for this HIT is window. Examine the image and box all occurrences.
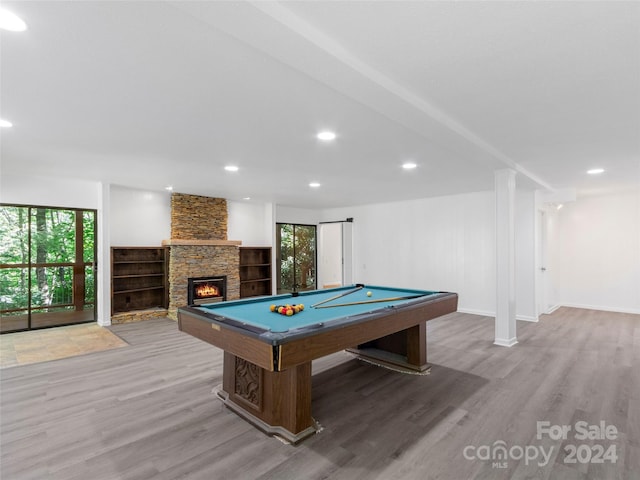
[276,223,316,294]
[0,204,97,333]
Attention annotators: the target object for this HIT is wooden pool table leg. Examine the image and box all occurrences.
[219,352,318,443]
[348,321,430,373]
[406,321,427,367]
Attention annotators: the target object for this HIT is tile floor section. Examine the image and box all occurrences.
[0,323,128,368]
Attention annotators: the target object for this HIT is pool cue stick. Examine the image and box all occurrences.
[314,294,426,309]
[310,284,365,308]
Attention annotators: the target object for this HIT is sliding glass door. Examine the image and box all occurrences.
[276,223,317,294]
[0,205,97,333]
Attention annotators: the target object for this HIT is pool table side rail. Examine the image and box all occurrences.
[178,310,276,371]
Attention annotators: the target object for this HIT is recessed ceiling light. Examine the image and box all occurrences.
[224,165,239,172]
[0,118,13,128]
[243,197,251,200]
[317,131,336,141]
[402,162,417,170]
[587,168,604,175]
[165,185,173,191]
[0,8,27,32]
[309,182,321,188]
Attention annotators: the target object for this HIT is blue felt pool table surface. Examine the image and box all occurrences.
[193,285,440,334]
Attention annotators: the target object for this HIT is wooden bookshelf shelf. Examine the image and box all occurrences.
[239,247,272,298]
[111,247,168,315]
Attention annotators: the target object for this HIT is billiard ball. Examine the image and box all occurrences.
[270,304,276,312]
[367,291,372,297]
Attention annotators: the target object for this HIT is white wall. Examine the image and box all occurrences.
[110,185,171,246]
[515,190,537,321]
[228,200,273,246]
[0,173,101,209]
[551,190,640,314]
[321,192,498,315]
[109,189,275,247]
[275,205,323,225]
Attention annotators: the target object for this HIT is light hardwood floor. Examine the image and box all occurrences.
[1,308,638,479]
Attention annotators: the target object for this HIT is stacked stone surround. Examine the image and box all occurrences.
[111,309,168,325]
[166,193,241,320]
[171,193,227,240]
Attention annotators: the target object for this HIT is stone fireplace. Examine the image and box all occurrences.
[163,194,241,320]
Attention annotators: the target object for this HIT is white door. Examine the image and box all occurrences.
[318,222,353,288]
[342,221,353,285]
[536,209,549,316]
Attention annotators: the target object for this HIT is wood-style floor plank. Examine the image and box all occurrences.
[1,308,638,479]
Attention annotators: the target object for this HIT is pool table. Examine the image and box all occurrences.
[178,284,458,443]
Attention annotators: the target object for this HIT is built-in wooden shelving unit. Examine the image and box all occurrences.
[239,247,272,298]
[111,247,168,315]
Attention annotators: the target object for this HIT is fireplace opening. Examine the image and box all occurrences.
[188,276,227,305]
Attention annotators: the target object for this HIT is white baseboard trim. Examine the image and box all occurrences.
[455,303,638,322]
[458,308,540,323]
[494,337,518,347]
[558,303,640,315]
[457,308,494,318]
[543,304,562,315]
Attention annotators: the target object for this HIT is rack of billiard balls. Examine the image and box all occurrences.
[270,303,305,316]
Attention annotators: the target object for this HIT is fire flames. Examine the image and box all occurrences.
[195,284,220,298]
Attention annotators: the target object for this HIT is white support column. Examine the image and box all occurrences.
[494,169,517,347]
[267,202,277,295]
[97,182,111,326]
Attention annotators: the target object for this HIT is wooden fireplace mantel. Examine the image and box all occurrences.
[162,239,242,246]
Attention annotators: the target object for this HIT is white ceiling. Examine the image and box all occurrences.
[1,1,638,208]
